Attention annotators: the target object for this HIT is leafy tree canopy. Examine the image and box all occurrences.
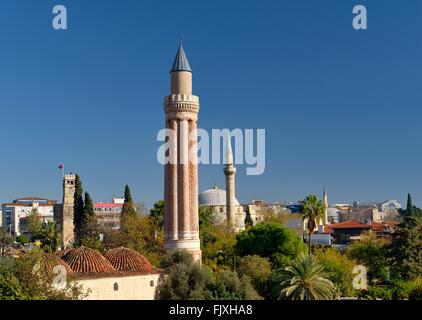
[235,222,307,268]
[347,233,391,283]
[389,215,422,279]
[237,255,272,298]
[315,247,357,297]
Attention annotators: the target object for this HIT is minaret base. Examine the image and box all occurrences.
[164,239,202,263]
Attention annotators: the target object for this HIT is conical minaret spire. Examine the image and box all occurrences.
[322,187,328,225]
[224,133,237,230]
[225,133,233,165]
[170,37,192,73]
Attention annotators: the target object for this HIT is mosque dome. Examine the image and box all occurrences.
[41,253,74,277]
[199,185,240,206]
[61,246,116,275]
[104,247,155,274]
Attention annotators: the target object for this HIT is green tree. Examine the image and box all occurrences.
[73,174,85,246]
[347,233,391,283]
[161,249,194,270]
[118,213,164,266]
[157,250,261,300]
[210,270,262,300]
[2,249,83,300]
[315,247,356,297]
[237,255,272,297]
[150,200,164,231]
[409,278,422,300]
[244,213,254,228]
[79,192,102,251]
[121,185,137,224]
[235,222,307,269]
[389,215,422,279]
[157,249,213,300]
[0,267,26,300]
[200,225,237,271]
[39,222,62,253]
[199,206,213,228]
[0,228,14,256]
[26,209,43,241]
[406,193,414,216]
[16,235,29,245]
[276,254,335,300]
[299,195,324,254]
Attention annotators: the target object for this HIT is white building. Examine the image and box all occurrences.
[94,196,125,229]
[1,197,56,235]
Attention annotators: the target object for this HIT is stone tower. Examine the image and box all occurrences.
[322,187,328,225]
[62,174,76,248]
[224,134,237,229]
[163,41,201,262]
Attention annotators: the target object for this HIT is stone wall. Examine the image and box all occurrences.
[77,274,161,300]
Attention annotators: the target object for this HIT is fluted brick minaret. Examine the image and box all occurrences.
[224,134,237,229]
[163,41,201,262]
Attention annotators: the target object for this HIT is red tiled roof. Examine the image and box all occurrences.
[371,222,385,232]
[49,247,161,280]
[329,220,371,229]
[61,246,117,275]
[104,247,158,274]
[41,253,74,278]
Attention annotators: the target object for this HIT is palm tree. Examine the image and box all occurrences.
[277,254,335,300]
[300,195,324,254]
[40,222,62,253]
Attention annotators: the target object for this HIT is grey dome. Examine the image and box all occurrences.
[199,186,240,206]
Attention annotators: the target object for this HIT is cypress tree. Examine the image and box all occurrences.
[73,174,85,245]
[121,185,137,222]
[406,193,414,216]
[79,192,101,250]
[83,192,96,219]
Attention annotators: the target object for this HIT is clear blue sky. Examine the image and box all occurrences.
[0,0,421,208]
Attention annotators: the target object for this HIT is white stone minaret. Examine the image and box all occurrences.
[224,134,237,229]
[163,40,201,262]
[322,187,328,225]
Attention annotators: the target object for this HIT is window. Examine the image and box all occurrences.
[150,280,154,287]
[113,283,119,291]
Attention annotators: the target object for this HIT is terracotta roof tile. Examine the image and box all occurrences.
[329,220,371,229]
[61,246,117,275]
[41,253,74,278]
[104,247,156,274]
